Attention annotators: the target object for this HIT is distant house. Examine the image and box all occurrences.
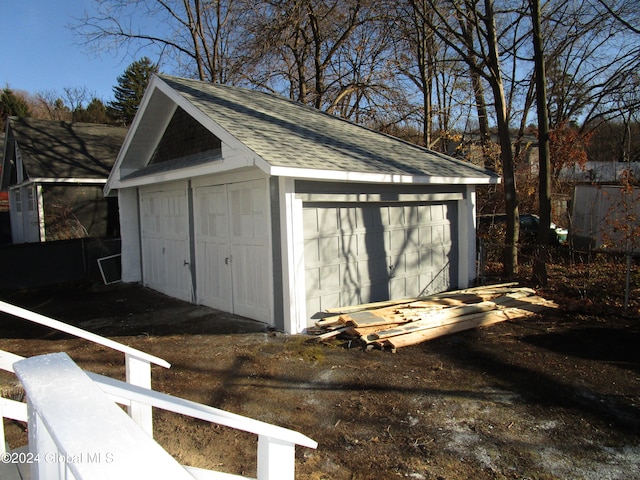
[1,117,128,243]
[105,75,499,333]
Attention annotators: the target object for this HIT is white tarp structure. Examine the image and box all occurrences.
[570,185,640,252]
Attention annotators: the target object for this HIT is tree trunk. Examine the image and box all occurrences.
[484,0,519,277]
[530,0,551,286]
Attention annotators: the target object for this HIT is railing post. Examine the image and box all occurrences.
[125,353,153,435]
[0,402,5,455]
[257,435,296,480]
[27,404,69,480]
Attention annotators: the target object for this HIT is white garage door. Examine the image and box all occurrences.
[139,186,192,301]
[194,179,271,322]
[304,202,457,317]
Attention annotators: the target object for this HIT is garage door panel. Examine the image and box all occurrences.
[389,228,408,252]
[197,241,232,311]
[306,268,321,295]
[231,243,270,321]
[390,276,415,299]
[319,236,340,264]
[391,252,420,276]
[194,185,230,311]
[341,207,359,230]
[357,230,388,260]
[304,238,320,267]
[341,234,358,258]
[304,201,457,323]
[320,264,341,290]
[140,188,191,302]
[195,180,270,323]
[302,209,319,235]
[389,206,404,226]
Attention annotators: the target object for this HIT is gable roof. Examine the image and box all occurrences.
[3,117,128,186]
[107,75,498,193]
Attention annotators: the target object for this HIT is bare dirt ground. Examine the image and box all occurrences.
[1,258,640,479]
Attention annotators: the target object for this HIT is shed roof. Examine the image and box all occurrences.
[161,75,497,180]
[5,117,128,181]
[107,75,498,193]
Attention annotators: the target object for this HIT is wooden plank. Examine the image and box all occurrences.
[366,300,503,341]
[342,289,536,329]
[350,323,405,337]
[314,326,353,341]
[339,309,414,328]
[315,315,343,327]
[384,308,535,349]
[323,282,522,314]
[495,295,558,311]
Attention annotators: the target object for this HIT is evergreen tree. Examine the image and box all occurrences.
[108,57,159,126]
[0,87,31,130]
[76,98,111,124]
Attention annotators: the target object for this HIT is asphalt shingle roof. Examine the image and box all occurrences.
[159,75,496,181]
[8,117,128,179]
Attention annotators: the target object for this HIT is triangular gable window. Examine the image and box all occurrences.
[149,106,221,165]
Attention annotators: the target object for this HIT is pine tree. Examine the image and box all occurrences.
[108,58,159,126]
[0,87,31,130]
[76,98,111,124]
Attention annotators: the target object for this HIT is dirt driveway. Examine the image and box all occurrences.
[1,281,639,479]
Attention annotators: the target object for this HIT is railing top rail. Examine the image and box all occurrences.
[89,372,318,449]
[0,349,25,373]
[0,300,170,368]
[13,352,192,479]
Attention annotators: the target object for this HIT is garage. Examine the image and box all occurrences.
[105,75,499,333]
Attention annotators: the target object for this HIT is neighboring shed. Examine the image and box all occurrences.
[105,74,499,333]
[560,161,640,184]
[570,184,640,252]
[1,117,128,243]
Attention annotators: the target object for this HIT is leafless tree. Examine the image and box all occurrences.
[410,0,528,276]
[530,0,551,286]
[240,0,387,115]
[35,91,72,121]
[539,0,640,131]
[72,0,244,83]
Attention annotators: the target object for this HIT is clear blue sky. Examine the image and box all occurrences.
[0,0,150,102]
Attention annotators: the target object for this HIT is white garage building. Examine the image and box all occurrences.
[105,75,499,333]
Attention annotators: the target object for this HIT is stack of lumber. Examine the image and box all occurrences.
[311,283,557,352]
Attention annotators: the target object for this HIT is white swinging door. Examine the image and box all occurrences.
[194,179,271,323]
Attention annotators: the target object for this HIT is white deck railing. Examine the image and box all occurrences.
[0,300,170,435]
[9,351,316,480]
[0,302,317,480]
[13,352,194,480]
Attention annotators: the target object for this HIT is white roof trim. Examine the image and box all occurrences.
[113,162,256,190]
[105,75,271,196]
[268,165,500,185]
[104,76,166,196]
[152,79,266,171]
